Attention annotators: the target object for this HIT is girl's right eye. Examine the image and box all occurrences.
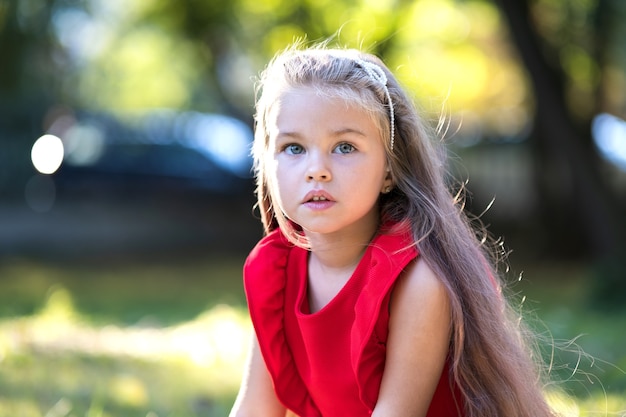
[284,144,304,155]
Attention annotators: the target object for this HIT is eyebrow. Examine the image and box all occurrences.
[275,131,303,140]
[331,128,367,137]
[276,127,367,140]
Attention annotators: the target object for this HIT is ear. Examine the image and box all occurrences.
[381,167,394,193]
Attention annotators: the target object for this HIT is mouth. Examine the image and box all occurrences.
[303,190,335,204]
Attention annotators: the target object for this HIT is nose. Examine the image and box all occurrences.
[306,152,332,182]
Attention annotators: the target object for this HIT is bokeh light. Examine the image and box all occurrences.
[592,113,626,172]
[63,123,106,166]
[31,134,64,174]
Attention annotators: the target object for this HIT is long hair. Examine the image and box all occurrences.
[252,44,556,417]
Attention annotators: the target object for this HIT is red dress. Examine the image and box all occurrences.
[244,225,464,417]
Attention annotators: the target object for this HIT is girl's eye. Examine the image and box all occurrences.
[334,143,355,154]
[284,144,304,155]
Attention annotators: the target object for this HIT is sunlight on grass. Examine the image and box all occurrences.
[1,285,250,369]
[547,389,582,416]
[547,390,626,417]
[0,287,249,367]
[39,285,79,321]
[0,285,251,416]
[109,375,149,408]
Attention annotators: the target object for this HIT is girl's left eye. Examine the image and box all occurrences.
[334,143,355,154]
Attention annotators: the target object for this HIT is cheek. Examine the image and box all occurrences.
[351,160,387,188]
[267,159,292,207]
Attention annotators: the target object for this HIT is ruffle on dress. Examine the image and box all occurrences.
[243,229,319,414]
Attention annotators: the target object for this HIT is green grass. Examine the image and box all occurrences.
[502,262,626,416]
[0,257,624,417]
[510,263,626,399]
[0,256,247,325]
[0,256,249,417]
[0,305,249,417]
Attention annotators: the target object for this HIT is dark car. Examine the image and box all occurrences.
[48,109,254,196]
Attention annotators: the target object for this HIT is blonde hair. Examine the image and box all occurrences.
[253,44,556,417]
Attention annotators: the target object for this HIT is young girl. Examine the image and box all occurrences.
[230,45,556,417]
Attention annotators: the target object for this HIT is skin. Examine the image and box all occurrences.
[230,87,451,417]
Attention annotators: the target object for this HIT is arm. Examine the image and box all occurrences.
[229,332,287,417]
[372,257,452,417]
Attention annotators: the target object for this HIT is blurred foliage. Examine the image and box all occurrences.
[1,0,537,134]
[3,0,621,130]
[529,0,625,118]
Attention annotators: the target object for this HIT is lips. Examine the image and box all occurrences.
[302,190,336,211]
[303,189,335,203]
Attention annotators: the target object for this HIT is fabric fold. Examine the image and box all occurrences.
[244,230,321,416]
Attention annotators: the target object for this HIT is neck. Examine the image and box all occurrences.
[305,223,379,271]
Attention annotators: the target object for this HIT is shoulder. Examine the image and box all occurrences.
[388,257,451,342]
[246,228,289,261]
[245,228,293,272]
[243,228,297,295]
[392,257,449,310]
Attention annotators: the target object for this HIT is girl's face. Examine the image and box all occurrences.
[266,87,392,239]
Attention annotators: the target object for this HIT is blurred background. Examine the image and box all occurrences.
[0,0,625,416]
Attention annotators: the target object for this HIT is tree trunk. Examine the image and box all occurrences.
[494,0,622,259]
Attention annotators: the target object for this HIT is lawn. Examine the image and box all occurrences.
[0,256,624,417]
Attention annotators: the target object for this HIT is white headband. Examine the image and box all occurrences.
[354,59,395,150]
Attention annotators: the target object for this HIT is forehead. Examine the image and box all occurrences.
[267,86,383,129]
[268,87,377,131]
